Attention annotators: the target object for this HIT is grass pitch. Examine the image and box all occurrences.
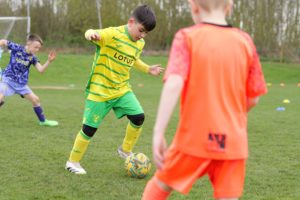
[0,53,299,199]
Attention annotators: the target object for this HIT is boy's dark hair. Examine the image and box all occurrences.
[132,5,156,32]
[27,34,43,45]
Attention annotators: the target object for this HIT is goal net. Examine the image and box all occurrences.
[0,17,29,73]
[0,17,30,43]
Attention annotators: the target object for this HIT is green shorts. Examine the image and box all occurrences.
[82,92,144,128]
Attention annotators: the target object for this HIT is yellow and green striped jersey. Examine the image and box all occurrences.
[86,25,145,102]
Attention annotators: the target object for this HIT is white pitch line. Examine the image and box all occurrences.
[30,86,80,90]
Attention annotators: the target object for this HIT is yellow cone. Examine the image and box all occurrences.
[283,99,290,104]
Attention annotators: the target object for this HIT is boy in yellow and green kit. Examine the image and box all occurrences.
[65,4,163,174]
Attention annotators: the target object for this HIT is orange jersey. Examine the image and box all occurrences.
[164,23,267,159]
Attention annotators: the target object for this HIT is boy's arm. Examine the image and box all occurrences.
[85,29,101,41]
[153,74,183,170]
[133,59,164,76]
[247,97,259,112]
[244,31,267,111]
[35,50,56,73]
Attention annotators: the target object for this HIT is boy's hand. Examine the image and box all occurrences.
[152,133,168,170]
[90,32,100,41]
[48,50,56,63]
[149,64,164,76]
[86,30,100,41]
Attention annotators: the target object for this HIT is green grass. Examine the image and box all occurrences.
[0,53,299,199]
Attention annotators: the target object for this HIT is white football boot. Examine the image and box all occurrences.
[65,161,87,174]
[117,146,133,159]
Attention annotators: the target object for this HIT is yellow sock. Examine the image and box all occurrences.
[122,122,142,152]
[69,130,90,162]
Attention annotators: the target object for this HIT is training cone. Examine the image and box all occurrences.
[276,107,285,111]
[283,99,290,104]
[137,83,144,88]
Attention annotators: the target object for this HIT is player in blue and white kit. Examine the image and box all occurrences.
[0,34,58,126]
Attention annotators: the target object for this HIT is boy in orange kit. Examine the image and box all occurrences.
[142,0,267,199]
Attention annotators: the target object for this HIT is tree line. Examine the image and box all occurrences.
[0,0,299,62]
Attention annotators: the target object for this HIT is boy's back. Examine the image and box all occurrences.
[165,23,267,159]
[142,1,267,199]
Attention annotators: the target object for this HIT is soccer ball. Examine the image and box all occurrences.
[125,153,151,179]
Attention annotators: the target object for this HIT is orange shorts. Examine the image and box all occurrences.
[155,146,246,198]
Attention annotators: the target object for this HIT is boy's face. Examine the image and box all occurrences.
[26,41,42,54]
[127,18,148,41]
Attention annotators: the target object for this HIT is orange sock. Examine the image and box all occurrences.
[142,178,171,200]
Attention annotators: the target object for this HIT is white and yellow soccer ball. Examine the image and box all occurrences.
[125,153,151,179]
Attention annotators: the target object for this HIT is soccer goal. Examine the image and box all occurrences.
[0,16,30,43]
[0,16,30,75]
